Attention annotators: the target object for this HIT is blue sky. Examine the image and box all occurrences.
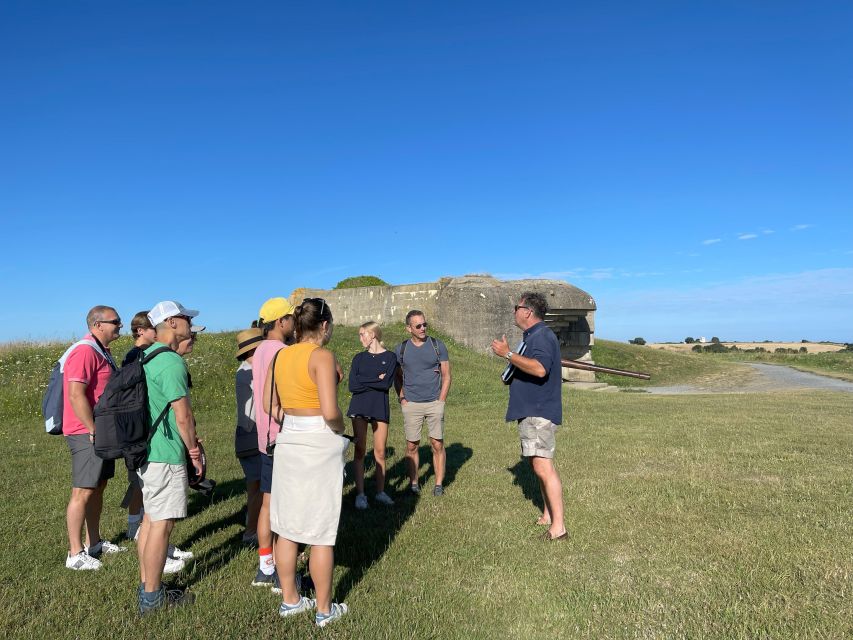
[1,1,851,343]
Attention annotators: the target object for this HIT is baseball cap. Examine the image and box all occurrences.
[148,301,200,326]
[258,297,295,324]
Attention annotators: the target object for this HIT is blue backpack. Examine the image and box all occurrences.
[42,339,113,435]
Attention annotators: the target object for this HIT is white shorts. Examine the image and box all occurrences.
[138,462,188,521]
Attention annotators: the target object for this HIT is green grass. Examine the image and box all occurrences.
[590,339,740,388]
[1,329,851,638]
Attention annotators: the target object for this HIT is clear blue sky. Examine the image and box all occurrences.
[2,1,851,343]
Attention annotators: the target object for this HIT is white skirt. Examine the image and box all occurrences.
[270,415,350,546]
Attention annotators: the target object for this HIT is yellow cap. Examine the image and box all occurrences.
[258,297,295,324]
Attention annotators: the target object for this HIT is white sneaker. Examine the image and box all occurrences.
[279,596,315,618]
[66,550,102,571]
[354,494,369,510]
[375,491,394,505]
[168,545,193,561]
[163,557,185,574]
[315,603,348,627]
[87,539,127,557]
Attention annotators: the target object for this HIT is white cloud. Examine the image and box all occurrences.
[702,238,721,245]
[791,224,813,231]
[761,229,775,235]
[738,233,758,240]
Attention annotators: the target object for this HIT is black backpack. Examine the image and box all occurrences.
[93,347,172,471]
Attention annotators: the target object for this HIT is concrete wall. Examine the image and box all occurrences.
[292,275,598,382]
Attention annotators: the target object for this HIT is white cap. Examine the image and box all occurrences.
[148,301,200,326]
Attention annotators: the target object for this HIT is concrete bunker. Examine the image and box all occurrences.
[292,275,597,383]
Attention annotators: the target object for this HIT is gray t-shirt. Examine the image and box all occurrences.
[395,337,449,403]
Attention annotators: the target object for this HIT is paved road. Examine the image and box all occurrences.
[645,363,853,394]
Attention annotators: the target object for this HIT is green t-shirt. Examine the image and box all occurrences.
[143,342,189,465]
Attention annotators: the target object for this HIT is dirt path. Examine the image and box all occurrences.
[643,363,853,394]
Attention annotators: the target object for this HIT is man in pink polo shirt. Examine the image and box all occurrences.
[250,297,295,591]
[64,305,127,570]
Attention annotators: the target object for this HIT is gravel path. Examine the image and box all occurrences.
[644,363,853,394]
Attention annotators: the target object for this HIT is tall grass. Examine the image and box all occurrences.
[0,328,850,638]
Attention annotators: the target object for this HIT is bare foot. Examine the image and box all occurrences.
[536,516,551,526]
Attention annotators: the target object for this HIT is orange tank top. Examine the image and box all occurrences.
[274,342,321,409]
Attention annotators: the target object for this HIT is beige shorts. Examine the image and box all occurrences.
[402,400,445,442]
[137,462,188,521]
[518,417,557,459]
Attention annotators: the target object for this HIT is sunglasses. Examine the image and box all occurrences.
[98,319,122,326]
[413,322,428,330]
[514,305,530,312]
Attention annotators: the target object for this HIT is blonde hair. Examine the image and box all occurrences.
[360,320,382,345]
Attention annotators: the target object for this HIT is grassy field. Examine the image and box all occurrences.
[1,328,851,639]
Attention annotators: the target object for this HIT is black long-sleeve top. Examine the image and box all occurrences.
[346,350,398,422]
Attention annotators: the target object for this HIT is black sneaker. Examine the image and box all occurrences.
[410,483,421,495]
[432,485,444,497]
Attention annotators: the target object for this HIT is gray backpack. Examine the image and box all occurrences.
[42,339,111,435]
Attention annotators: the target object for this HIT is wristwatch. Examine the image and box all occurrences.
[505,351,514,361]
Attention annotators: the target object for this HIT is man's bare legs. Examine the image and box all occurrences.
[429,437,445,487]
[530,456,565,538]
[405,440,420,485]
[66,479,107,554]
[137,514,174,591]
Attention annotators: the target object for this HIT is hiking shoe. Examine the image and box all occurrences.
[168,545,193,561]
[432,485,444,497]
[354,494,369,510]
[410,483,421,495]
[375,491,394,506]
[163,557,185,574]
[87,539,127,558]
[279,596,315,618]
[252,568,278,588]
[315,603,348,627]
[66,550,102,571]
[139,586,195,615]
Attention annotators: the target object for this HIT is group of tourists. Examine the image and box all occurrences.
[57,290,566,627]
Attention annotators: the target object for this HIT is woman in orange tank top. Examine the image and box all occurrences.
[262,298,350,627]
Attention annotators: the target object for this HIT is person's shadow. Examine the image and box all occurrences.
[333,441,472,602]
[507,458,544,514]
[166,478,253,589]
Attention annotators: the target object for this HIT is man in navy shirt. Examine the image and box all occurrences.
[491,292,567,541]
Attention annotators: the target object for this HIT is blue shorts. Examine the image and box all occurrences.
[239,453,262,484]
[260,452,274,494]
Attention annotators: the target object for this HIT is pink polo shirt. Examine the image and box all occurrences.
[62,335,114,436]
[252,339,286,454]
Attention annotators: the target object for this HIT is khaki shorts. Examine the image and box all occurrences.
[138,462,188,521]
[402,400,445,442]
[518,417,557,459]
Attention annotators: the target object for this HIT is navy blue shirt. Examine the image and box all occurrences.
[506,321,562,425]
[346,350,398,422]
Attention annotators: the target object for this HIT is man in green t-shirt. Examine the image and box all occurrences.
[136,300,203,615]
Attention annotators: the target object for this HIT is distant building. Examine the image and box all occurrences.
[699,336,707,344]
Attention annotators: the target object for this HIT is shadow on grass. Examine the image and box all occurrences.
[507,457,544,514]
[335,441,472,602]
[173,478,250,589]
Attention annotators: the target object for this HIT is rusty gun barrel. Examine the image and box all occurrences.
[561,359,651,380]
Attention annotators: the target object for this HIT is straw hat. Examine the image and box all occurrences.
[236,327,264,359]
